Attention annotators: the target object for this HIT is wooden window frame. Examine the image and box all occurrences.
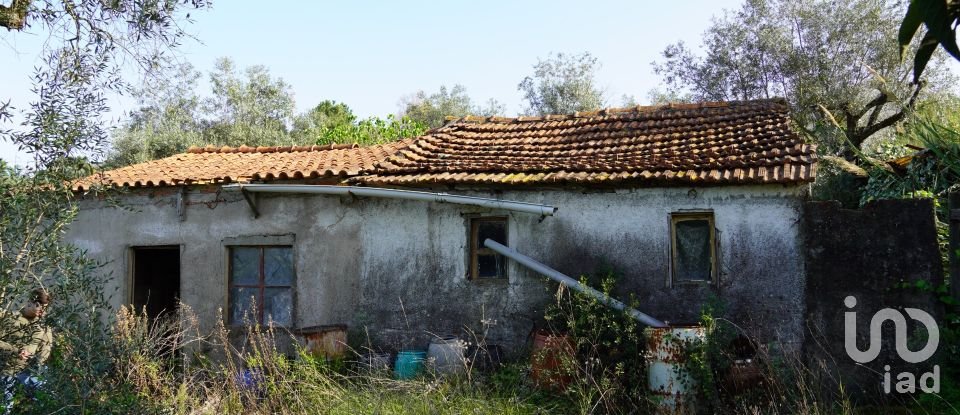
[469,216,508,280]
[669,212,718,285]
[228,245,295,327]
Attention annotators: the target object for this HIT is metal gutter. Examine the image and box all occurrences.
[483,239,667,328]
[223,184,557,217]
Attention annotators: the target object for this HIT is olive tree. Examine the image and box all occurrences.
[518,52,605,116]
[2,1,208,411]
[400,84,506,128]
[652,0,956,157]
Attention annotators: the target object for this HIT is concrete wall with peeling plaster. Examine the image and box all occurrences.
[65,184,808,355]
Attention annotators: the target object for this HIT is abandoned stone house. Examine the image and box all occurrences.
[66,98,818,354]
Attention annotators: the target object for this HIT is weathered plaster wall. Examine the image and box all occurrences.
[65,184,807,354]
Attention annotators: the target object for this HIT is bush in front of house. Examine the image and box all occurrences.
[540,268,653,414]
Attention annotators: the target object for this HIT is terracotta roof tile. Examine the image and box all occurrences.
[357,98,816,186]
[77,99,817,192]
[73,141,410,191]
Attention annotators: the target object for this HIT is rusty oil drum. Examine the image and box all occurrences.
[645,325,705,412]
[295,324,348,359]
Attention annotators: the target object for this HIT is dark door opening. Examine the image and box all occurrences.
[132,246,181,319]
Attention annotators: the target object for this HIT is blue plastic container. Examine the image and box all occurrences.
[394,350,426,380]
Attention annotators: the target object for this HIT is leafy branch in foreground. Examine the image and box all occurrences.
[898,0,960,82]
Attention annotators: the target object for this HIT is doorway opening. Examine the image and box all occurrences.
[131,246,181,319]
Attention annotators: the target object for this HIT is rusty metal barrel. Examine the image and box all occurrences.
[645,325,705,412]
[295,324,348,359]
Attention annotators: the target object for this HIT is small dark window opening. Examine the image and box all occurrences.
[132,246,180,320]
[671,213,717,283]
[229,246,294,326]
[470,217,508,279]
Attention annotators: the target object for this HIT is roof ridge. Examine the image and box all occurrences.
[186,143,361,154]
[444,98,788,125]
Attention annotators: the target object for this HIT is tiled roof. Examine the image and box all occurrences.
[73,141,410,191]
[76,99,817,192]
[358,99,816,187]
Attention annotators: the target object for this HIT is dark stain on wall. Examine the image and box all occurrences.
[803,199,944,403]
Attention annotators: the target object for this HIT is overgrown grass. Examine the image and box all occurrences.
[10,284,954,414]
[15,305,560,414]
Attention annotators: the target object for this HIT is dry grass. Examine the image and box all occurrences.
[17,305,936,414]
[86,306,545,415]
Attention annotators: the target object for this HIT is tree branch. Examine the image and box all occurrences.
[855,92,888,121]
[854,111,905,145]
[0,0,32,31]
[841,104,858,144]
[847,83,924,151]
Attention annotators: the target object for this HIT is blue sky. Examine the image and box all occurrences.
[0,0,752,164]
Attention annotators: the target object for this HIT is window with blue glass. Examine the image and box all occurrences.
[229,246,294,326]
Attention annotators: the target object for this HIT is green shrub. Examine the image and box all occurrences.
[541,268,651,414]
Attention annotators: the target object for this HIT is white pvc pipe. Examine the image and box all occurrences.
[223,184,557,216]
[483,239,667,328]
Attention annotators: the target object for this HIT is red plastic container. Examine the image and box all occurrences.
[530,330,574,389]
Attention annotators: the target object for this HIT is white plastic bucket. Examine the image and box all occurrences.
[427,336,467,375]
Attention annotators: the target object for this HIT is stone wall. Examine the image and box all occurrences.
[803,199,944,402]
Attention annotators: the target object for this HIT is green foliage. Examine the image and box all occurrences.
[105,63,205,167]
[518,52,604,116]
[2,0,208,165]
[858,115,960,414]
[1,0,209,412]
[674,297,734,410]
[399,85,505,129]
[203,57,297,147]
[898,0,960,82]
[317,115,427,146]
[810,157,867,208]
[107,58,308,167]
[861,119,959,270]
[107,60,431,166]
[0,48,148,414]
[653,0,956,156]
[0,1,208,60]
[675,298,855,414]
[890,278,960,414]
[0,4,208,410]
[291,100,358,142]
[542,268,650,414]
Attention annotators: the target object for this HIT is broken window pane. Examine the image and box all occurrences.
[674,219,713,281]
[230,287,257,324]
[264,287,293,326]
[264,247,294,286]
[231,247,259,286]
[477,254,506,278]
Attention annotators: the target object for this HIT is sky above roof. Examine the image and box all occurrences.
[0,0,762,166]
